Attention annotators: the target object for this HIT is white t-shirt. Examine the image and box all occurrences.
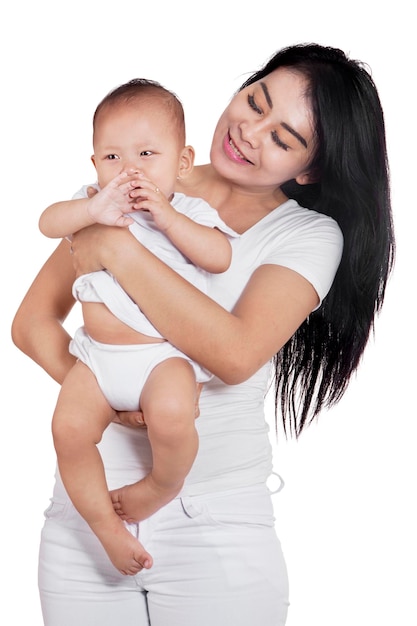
[72,188,238,338]
[186,199,343,493]
[91,198,343,496]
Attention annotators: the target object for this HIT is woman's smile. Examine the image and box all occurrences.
[223,133,252,165]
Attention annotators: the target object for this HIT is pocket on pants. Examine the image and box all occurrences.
[181,484,275,529]
[43,499,67,520]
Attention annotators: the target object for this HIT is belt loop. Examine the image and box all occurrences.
[268,472,285,495]
[180,496,201,518]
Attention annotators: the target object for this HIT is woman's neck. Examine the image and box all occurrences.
[176,164,288,234]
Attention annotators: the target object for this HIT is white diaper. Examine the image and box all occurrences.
[70,326,211,411]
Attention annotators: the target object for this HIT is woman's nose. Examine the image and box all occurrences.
[239,120,264,148]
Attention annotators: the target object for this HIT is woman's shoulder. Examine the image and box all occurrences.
[267,199,343,244]
[250,199,342,306]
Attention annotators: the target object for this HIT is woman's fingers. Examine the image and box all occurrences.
[113,410,147,428]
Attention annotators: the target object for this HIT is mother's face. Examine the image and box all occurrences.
[210,67,316,191]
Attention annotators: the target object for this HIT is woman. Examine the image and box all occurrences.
[12,43,394,626]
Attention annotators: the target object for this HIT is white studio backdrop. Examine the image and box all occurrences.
[1,1,414,625]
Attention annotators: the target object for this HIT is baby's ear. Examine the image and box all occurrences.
[178,145,195,179]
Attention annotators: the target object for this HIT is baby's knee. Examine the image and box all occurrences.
[52,412,95,452]
[147,399,196,442]
[153,392,194,420]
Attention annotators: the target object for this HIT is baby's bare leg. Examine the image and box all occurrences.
[53,360,153,574]
[111,358,198,523]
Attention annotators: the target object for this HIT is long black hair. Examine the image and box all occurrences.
[240,43,395,436]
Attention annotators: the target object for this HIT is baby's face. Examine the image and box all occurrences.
[92,100,184,198]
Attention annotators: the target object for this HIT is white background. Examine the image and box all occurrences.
[1,1,415,624]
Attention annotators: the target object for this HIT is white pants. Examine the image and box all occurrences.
[39,483,289,625]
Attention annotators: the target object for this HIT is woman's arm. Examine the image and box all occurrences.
[11,239,77,384]
[12,237,147,427]
[71,225,319,384]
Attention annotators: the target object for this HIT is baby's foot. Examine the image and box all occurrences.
[111,476,181,523]
[91,516,153,576]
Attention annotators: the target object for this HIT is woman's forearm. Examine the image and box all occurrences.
[72,225,317,384]
[72,225,243,379]
[12,240,78,385]
[12,313,76,385]
[95,227,238,377]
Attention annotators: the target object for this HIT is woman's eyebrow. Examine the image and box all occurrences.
[280,122,308,148]
[260,82,273,108]
[260,81,308,148]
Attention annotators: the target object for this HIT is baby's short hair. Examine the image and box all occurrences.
[93,78,186,143]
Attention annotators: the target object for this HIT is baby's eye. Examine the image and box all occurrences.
[140,150,153,157]
[106,154,119,160]
[248,94,263,114]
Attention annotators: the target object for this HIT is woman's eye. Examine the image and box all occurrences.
[271,131,289,152]
[248,94,263,114]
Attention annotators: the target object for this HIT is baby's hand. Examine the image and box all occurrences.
[128,174,179,232]
[87,171,139,227]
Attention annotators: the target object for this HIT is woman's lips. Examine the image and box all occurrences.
[223,133,252,164]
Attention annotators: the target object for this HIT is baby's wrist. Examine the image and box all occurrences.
[86,196,102,224]
[162,208,182,236]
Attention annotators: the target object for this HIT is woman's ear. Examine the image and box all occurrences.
[295,166,320,186]
[295,170,316,185]
[177,145,195,180]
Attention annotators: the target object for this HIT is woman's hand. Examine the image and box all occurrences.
[70,223,133,277]
[113,383,202,428]
[113,410,147,428]
[70,223,105,275]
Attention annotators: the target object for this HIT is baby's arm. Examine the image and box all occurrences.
[130,175,232,273]
[163,212,232,273]
[39,171,139,238]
